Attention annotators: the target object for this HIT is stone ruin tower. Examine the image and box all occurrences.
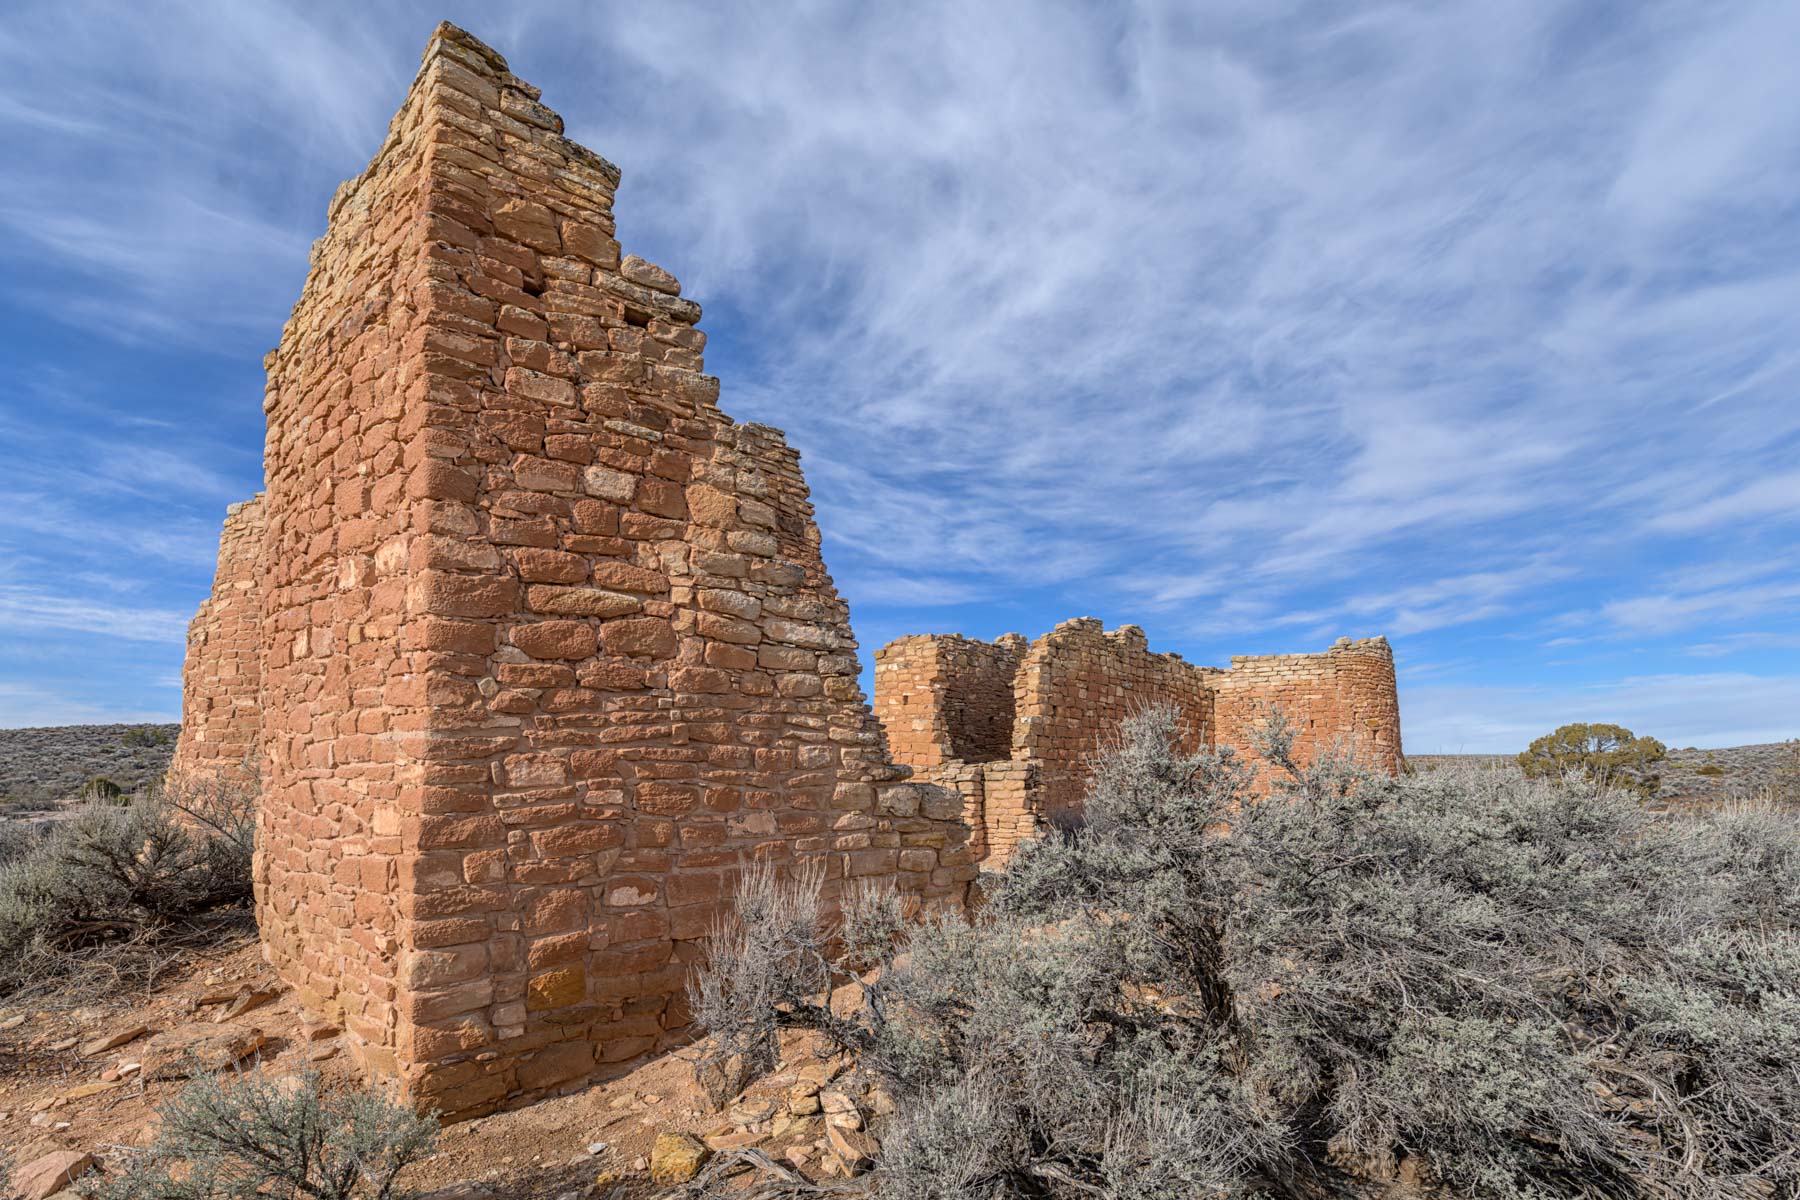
[174,23,975,1117]
[874,621,1402,865]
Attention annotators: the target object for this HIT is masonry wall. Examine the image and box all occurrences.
[170,495,267,783]
[1012,619,1218,825]
[872,633,1025,769]
[938,760,1038,864]
[873,623,1403,865]
[243,22,974,1119]
[1213,637,1404,778]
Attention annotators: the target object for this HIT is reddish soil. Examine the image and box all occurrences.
[0,931,859,1199]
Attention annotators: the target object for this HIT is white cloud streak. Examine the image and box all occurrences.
[0,584,190,645]
[2,0,1798,736]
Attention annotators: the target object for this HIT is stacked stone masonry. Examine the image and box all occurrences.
[176,23,975,1119]
[171,494,267,783]
[874,619,1402,865]
[874,633,1026,769]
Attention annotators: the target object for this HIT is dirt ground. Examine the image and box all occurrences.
[0,931,863,1199]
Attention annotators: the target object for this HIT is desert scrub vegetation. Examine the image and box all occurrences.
[97,1067,437,1200]
[0,723,182,809]
[693,706,1800,1199]
[1517,721,1668,798]
[0,771,255,998]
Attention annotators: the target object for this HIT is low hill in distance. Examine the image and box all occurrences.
[3,723,1792,814]
[1411,741,1800,805]
[0,723,180,812]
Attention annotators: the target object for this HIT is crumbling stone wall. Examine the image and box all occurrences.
[874,622,1402,865]
[872,633,1026,768]
[170,494,266,783]
[182,22,975,1118]
[1013,619,1219,825]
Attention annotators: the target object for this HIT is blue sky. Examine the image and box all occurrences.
[2,1,1798,752]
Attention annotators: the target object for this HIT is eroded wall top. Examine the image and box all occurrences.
[1011,619,1219,823]
[171,494,266,783]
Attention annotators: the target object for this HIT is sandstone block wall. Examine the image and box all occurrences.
[1012,619,1219,824]
[1213,638,1403,777]
[180,23,975,1119]
[874,621,1402,865]
[872,633,1026,769]
[939,759,1038,864]
[170,494,266,783]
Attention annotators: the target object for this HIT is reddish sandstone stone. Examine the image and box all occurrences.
[636,478,687,519]
[686,483,736,528]
[413,571,518,617]
[525,586,641,617]
[407,461,480,502]
[526,968,586,1010]
[590,559,668,593]
[512,620,599,660]
[601,616,676,659]
[670,666,731,694]
[493,198,560,252]
[561,223,620,269]
[511,547,588,583]
[571,498,618,534]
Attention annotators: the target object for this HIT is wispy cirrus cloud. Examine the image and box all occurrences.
[0,681,175,729]
[1649,472,1800,533]
[0,584,190,645]
[1603,580,1800,637]
[0,0,1796,740]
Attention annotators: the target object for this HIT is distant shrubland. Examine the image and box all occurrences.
[0,722,181,811]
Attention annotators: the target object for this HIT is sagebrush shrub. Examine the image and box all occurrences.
[693,706,1800,1199]
[686,859,903,1105]
[0,771,255,996]
[97,1068,436,1200]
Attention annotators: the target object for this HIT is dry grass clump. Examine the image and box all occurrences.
[0,771,255,999]
[693,706,1800,1199]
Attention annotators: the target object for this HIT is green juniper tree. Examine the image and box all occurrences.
[1517,721,1667,798]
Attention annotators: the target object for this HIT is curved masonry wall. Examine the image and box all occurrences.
[1213,640,1404,779]
[874,620,1403,865]
[171,494,267,783]
[178,23,974,1118]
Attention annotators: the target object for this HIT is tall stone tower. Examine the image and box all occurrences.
[237,23,972,1117]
